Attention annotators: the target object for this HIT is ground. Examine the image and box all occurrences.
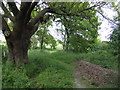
[73,61,119,88]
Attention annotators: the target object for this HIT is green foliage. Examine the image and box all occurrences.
[69,34,90,53]
[55,3,101,52]
[8,22,14,31]
[29,2,103,53]
[2,2,118,88]
[30,21,57,50]
[110,23,120,56]
[92,41,111,51]
[30,35,39,49]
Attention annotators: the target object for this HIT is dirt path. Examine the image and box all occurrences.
[73,69,86,88]
[73,60,118,88]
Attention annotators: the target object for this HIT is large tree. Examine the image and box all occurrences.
[1,1,107,65]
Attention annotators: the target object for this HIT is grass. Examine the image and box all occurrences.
[2,49,118,88]
[3,50,76,88]
[75,50,118,70]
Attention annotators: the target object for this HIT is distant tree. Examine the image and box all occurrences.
[30,35,38,49]
[35,21,57,49]
[36,21,51,49]
[48,35,57,49]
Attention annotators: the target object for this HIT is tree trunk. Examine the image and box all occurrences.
[40,37,44,49]
[65,28,70,51]
[7,37,30,65]
[5,22,32,65]
[2,2,50,65]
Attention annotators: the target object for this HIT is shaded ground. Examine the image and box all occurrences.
[73,61,119,88]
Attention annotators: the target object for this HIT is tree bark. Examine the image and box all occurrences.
[2,17,32,65]
[6,33,30,65]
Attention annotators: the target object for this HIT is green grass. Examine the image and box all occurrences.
[78,50,118,70]
[2,49,118,88]
[3,50,76,88]
[35,67,73,88]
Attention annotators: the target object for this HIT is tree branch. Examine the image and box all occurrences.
[2,2,15,22]
[28,2,106,25]
[24,2,38,24]
[7,2,19,16]
[29,8,51,25]
[91,9,118,25]
[88,18,98,28]
[28,21,41,38]
[2,17,11,38]
[50,2,106,17]
[20,2,32,14]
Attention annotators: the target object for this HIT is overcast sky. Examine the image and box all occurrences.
[97,4,118,41]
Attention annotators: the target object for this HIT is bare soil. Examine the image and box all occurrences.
[73,61,119,88]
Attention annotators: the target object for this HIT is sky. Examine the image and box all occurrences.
[0,1,119,42]
[97,5,118,41]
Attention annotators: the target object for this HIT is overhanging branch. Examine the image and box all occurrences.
[2,2,15,22]
[29,8,51,25]
[20,2,32,14]
[7,2,19,16]
[28,21,41,38]
[24,2,38,24]
[91,9,118,25]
